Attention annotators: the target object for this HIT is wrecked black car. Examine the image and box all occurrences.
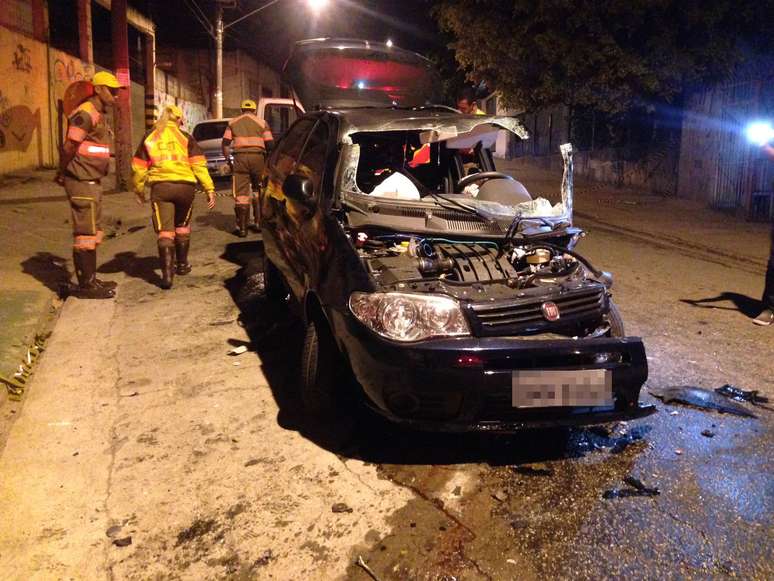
[260,38,654,431]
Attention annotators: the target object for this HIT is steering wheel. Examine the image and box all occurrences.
[457,171,515,190]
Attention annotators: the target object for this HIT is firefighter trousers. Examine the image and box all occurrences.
[64,177,103,250]
[150,182,195,238]
[232,151,265,211]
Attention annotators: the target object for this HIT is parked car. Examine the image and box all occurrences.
[192,99,303,178]
[260,38,654,431]
[192,118,232,177]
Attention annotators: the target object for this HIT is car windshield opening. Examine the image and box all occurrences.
[348,129,568,220]
[193,121,229,141]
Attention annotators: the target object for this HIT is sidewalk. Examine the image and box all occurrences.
[0,169,147,437]
[498,160,771,274]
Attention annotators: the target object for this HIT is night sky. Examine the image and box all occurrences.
[143,0,443,71]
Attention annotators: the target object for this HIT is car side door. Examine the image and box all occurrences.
[261,117,317,300]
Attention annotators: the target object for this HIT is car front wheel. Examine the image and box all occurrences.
[606,300,625,337]
[300,318,337,415]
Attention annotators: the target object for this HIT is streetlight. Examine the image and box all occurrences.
[306,0,329,12]
[386,38,393,47]
[211,0,330,118]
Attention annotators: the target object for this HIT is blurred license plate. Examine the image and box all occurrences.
[512,369,612,408]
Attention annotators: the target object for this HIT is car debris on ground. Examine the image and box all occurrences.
[714,384,771,407]
[603,476,660,499]
[648,385,757,417]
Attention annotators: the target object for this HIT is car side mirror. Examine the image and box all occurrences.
[282,173,313,202]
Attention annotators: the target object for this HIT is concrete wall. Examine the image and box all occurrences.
[0,25,53,173]
[0,23,209,175]
[157,47,285,119]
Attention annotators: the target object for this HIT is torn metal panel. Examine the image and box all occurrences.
[560,143,574,225]
[342,116,530,143]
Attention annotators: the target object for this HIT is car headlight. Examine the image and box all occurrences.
[349,292,470,342]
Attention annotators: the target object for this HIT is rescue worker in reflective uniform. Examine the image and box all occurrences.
[55,71,124,299]
[222,99,274,237]
[132,105,215,289]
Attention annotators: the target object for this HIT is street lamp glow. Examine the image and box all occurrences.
[745,121,774,146]
[306,0,329,12]
[386,39,393,47]
[357,81,366,90]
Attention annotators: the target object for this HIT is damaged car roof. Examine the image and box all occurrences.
[326,108,530,142]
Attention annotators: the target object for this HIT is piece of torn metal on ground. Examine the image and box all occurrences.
[648,385,756,418]
[603,476,660,499]
[714,384,771,408]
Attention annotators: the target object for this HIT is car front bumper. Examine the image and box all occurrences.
[334,312,654,432]
[206,156,232,177]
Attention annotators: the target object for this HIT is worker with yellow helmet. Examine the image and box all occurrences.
[56,70,124,299]
[221,98,274,236]
[132,104,216,289]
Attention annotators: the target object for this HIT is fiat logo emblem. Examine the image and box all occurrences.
[541,301,560,321]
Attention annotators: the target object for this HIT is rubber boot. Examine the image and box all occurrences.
[250,197,261,232]
[234,205,249,238]
[175,236,192,275]
[68,249,114,299]
[71,250,116,291]
[158,240,175,290]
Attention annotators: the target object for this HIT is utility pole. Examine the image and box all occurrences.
[214,2,224,119]
[111,0,132,190]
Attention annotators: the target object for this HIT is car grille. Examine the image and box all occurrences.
[469,286,606,336]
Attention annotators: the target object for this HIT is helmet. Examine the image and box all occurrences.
[164,104,184,120]
[92,71,123,88]
[240,99,257,111]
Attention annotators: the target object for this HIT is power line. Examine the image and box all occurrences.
[181,0,213,37]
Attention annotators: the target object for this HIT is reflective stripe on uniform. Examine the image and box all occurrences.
[77,141,110,158]
[233,136,265,149]
[132,156,150,169]
[74,235,98,250]
[152,202,163,231]
[175,226,191,235]
[67,125,87,142]
[188,155,206,165]
[158,231,175,239]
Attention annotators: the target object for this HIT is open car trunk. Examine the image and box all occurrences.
[284,38,442,110]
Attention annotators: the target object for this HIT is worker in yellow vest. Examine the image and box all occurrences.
[222,99,274,236]
[132,105,216,289]
[55,71,124,299]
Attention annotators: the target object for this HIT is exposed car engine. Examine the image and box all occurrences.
[353,233,602,290]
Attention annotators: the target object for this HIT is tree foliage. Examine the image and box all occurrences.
[434,0,773,113]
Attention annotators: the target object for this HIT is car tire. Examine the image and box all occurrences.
[300,318,337,416]
[262,256,286,302]
[607,300,625,337]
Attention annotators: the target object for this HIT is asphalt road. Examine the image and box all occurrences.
[0,179,771,580]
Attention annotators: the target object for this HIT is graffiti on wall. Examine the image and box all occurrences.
[12,43,32,73]
[154,91,208,131]
[52,56,94,86]
[0,103,41,153]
